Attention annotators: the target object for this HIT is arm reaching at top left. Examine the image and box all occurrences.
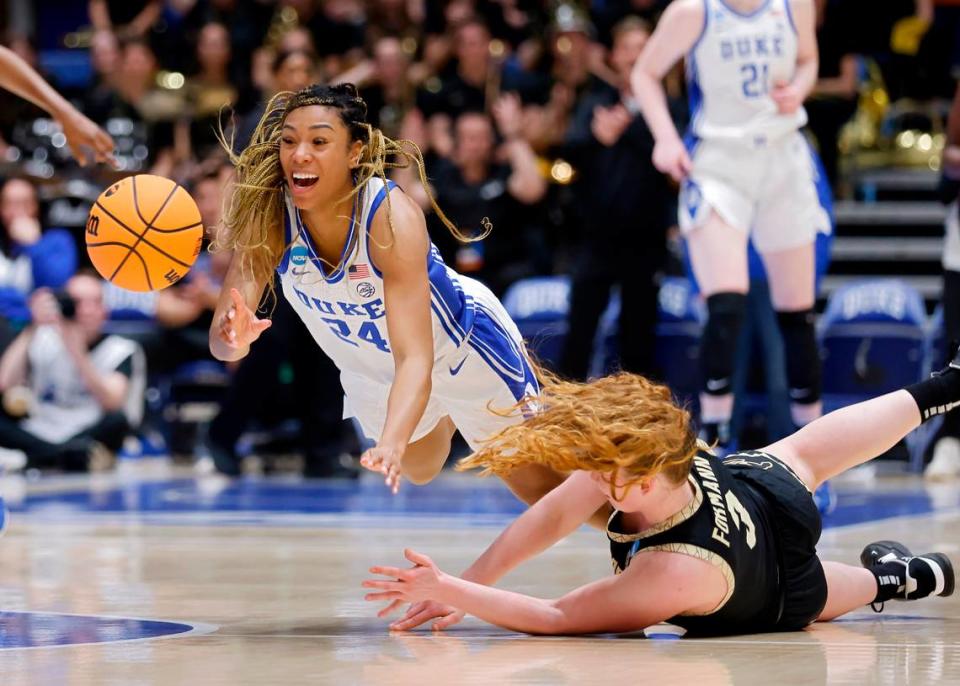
[0,46,116,167]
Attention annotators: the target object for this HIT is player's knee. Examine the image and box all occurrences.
[500,464,564,505]
[403,463,443,485]
[701,292,748,396]
[776,308,821,408]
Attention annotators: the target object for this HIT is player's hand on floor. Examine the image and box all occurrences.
[217,287,271,349]
[385,600,465,632]
[360,444,403,494]
[363,549,446,607]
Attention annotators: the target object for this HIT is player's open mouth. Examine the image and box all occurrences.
[291,172,319,188]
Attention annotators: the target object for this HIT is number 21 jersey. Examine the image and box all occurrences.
[687,0,806,143]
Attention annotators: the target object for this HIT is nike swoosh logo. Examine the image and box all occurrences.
[449,357,467,376]
[705,378,729,392]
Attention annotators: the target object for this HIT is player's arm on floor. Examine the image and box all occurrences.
[367,548,711,635]
[462,471,607,585]
[367,191,435,478]
[209,251,272,362]
[387,473,609,630]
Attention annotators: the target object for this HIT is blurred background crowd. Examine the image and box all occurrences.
[0,0,957,477]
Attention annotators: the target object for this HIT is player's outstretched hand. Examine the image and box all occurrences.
[363,549,447,607]
[56,106,118,168]
[360,444,403,494]
[652,136,693,183]
[385,600,466,632]
[217,287,272,349]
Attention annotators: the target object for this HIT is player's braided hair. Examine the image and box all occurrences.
[214,83,485,291]
[458,371,700,499]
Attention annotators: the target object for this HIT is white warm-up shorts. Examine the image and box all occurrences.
[679,131,829,254]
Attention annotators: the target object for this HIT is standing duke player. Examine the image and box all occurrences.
[632,0,826,450]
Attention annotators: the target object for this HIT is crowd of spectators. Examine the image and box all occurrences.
[0,0,955,474]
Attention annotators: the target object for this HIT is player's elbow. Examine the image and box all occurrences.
[533,601,573,635]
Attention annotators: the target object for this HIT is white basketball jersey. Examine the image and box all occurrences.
[277,178,475,385]
[687,0,806,143]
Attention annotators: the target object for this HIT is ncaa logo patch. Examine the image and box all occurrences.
[356,282,376,298]
[290,245,309,266]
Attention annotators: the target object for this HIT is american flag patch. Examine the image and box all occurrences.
[348,263,371,280]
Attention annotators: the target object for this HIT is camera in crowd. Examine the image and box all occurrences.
[54,289,76,319]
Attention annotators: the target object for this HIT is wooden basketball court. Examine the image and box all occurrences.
[0,469,957,684]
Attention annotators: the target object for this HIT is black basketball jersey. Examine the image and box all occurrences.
[607,452,783,635]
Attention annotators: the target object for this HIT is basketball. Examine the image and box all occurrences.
[85,174,204,292]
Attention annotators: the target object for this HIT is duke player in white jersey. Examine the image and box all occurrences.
[209,84,559,502]
[632,0,825,449]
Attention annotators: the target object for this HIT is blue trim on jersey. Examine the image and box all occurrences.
[277,209,293,275]
[430,299,462,346]
[430,281,470,342]
[467,304,534,400]
[686,55,704,133]
[683,131,702,155]
[717,0,772,19]
[293,197,358,284]
[365,180,398,278]
[692,0,710,52]
[783,0,797,34]
[430,279,527,383]
[471,302,526,380]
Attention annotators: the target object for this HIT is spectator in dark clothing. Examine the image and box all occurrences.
[358,37,417,140]
[418,100,548,296]
[558,17,672,380]
[88,0,161,40]
[184,22,240,160]
[236,48,321,151]
[416,17,495,119]
[288,0,366,78]
[82,30,131,125]
[806,0,861,192]
[590,0,669,46]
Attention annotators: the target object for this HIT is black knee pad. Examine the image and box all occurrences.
[700,292,747,396]
[776,309,822,404]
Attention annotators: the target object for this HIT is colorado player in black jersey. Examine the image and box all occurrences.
[362,356,960,635]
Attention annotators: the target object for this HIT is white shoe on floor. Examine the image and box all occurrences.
[0,447,26,473]
[926,437,960,481]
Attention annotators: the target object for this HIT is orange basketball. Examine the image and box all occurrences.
[85,174,204,292]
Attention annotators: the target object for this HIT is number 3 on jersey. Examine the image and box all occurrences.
[321,318,391,352]
[725,491,757,548]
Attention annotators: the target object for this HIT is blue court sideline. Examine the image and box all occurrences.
[5,475,958,530]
